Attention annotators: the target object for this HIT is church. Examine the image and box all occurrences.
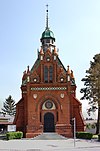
[14,7,85,138]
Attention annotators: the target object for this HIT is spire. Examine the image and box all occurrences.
[46,4,49,29]
[71,70,74,79]
[54,47,58,55]
[41,5,55,43]
[27,65,30,74]
[40,47,44,55]
[67,65,71,75]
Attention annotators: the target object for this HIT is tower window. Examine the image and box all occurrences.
[44,66,48,83]
[42,41,44,45]
[46,39,50,43]
[49,66,53,82]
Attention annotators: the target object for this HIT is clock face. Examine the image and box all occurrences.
[45,100,53,109]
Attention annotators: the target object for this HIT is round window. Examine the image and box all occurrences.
[45,100,53,109]
[60,78,64,82]
[34,78,37,82]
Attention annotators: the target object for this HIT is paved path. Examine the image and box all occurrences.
[0,133,100,151]
[32,133,68,140]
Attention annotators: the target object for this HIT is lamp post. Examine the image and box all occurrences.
[72,117,76,147]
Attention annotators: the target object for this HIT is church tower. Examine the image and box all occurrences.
[14,6,85,138]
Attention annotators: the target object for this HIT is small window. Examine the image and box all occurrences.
[46,39,50,43]
[33,78,37,82]
[42,41,44,45]
[46,57,50,61]
[60,77,64,82]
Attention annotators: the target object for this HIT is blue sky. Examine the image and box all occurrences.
[0,0,100,118]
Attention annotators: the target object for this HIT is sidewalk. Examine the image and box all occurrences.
[0,138,100,151]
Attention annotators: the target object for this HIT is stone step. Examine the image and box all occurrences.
[32,133,68,140]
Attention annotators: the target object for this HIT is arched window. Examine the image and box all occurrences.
[44,66,53,83]
[49,66,53,82]
[44,66,48,83]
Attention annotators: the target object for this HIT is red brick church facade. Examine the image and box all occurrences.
[14,8,85,138]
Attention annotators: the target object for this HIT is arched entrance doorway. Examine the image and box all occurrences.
[44,112,55,132]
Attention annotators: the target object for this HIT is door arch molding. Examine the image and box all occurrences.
[35,94,61,112]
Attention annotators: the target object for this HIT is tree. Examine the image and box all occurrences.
[80,53,100,134]
[2,95,16,116]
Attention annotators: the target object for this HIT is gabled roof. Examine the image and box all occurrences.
[57,56,67,73]
[31,58,40,73]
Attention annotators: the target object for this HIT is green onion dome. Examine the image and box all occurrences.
[41,28,55,41]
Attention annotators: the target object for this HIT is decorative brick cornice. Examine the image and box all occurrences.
[31,87,67,91]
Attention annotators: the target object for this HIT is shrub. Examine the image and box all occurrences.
[76,132,93,139]
[98,134,100,141]
[92,134,98,139]
[6,131,23,140]
[15,131,23,139]
[6,132,15,140]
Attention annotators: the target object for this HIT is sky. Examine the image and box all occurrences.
[0,0,100,118]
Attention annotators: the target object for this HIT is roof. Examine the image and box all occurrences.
[57,57,67,73]
[31,58,40,73]
[41,28,55,41]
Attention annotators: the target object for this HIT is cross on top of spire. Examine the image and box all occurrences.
[46,4,49,29]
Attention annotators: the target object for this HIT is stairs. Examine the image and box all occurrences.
[32,133,68,140]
